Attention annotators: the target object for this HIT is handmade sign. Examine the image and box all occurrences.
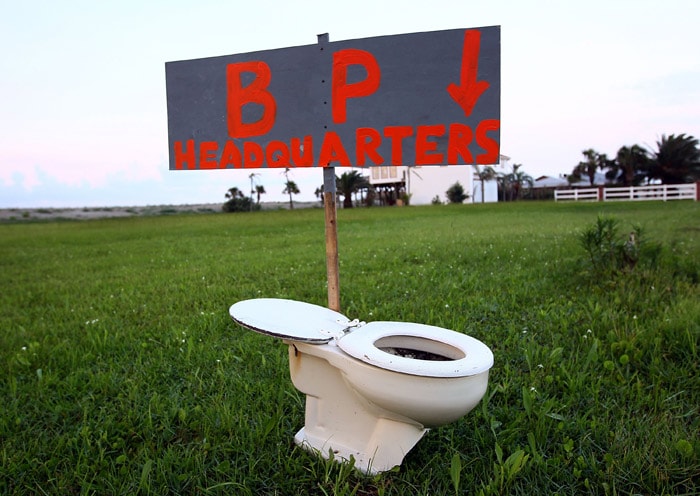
[165,26,500,170]
[165,27,501,312]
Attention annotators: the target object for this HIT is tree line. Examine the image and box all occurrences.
[223,169,300,212]
[222,134,699,211]
[223,169,371,212]
[223,165,537,209]
[570,133,700,187]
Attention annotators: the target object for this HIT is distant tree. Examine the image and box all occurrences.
[608,145,650,186]
[572,149,610,186]
[255,184,266,204]
[497,172,509,201]
[498,163,533,201]
[473,165,497,203]
[282,168,300,209]
[314,186,324,205]
[223,186,255,212]
[248,173,260,212]
[225,186,243,200]
[283,180,300,209]
[647,133,700,184]
[446,182,468,203]
[336,170,368,208]
[507,163,534,200]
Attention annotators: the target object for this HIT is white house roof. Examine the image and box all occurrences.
[566,171,609,187]
[533,176,569,188]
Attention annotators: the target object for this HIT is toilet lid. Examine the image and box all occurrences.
[229,298,352,344]
[337,321,494,377]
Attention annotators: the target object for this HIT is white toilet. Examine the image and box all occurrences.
[229,298,494,475]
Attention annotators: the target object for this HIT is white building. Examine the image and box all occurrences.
[368,155,510,205]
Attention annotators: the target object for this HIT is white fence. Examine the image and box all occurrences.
[554,188,599,202]
[555,183,698,202]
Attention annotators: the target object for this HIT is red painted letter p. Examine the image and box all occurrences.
[332,49,381,124]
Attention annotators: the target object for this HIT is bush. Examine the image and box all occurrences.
[446,182,468,203]
[579,215,662,274]
[222,196,258,212]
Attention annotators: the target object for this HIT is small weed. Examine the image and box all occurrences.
[579,214,662,275]
[450,453,462,495]
[480,444,529,495]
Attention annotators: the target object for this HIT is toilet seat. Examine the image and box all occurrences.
[229,298,352,344]
[337,321,494,378]
[230,298,493,378]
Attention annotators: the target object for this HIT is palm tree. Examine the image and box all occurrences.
[225,186,243,200]
[610,145,649,186]
[223,186,253,212]
[281,168,300,209]
[473,165,497,203]
[336,170,368,208]
[314,186,324,205]
[248,173,259,211]
[255,184,266,204]
[282,180,300,209]
[507,163,534,200]
[573,149,609,186]
[648,134,700,184]
[496,172,509,201]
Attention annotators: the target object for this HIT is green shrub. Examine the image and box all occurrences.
[446,182,468,203]
[579,215,662,274]
[222,196,258,212]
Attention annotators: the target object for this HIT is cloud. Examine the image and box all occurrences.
[0,164,40,190]
[0,157,324,208]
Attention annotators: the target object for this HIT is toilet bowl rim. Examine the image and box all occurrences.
[337,321,494,378]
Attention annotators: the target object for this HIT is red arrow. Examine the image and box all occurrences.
[447,30,490,117]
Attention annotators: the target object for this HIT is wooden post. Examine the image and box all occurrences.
[317,33,340,312]
[323,167,340,311]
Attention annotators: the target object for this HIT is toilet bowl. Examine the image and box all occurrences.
[229,298,494,474]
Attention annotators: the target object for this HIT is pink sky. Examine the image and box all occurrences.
[1,0,698,207]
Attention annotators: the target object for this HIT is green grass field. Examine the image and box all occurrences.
[1,201,698,495]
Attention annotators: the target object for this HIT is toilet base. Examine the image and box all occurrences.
[287,341,430,474]
[293,415,427,475]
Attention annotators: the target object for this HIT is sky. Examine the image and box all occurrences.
[1,0,698,208]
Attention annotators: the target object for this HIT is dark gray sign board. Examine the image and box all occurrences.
[165,26,500,170]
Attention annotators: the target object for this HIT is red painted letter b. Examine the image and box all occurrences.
[227,61,276,138]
